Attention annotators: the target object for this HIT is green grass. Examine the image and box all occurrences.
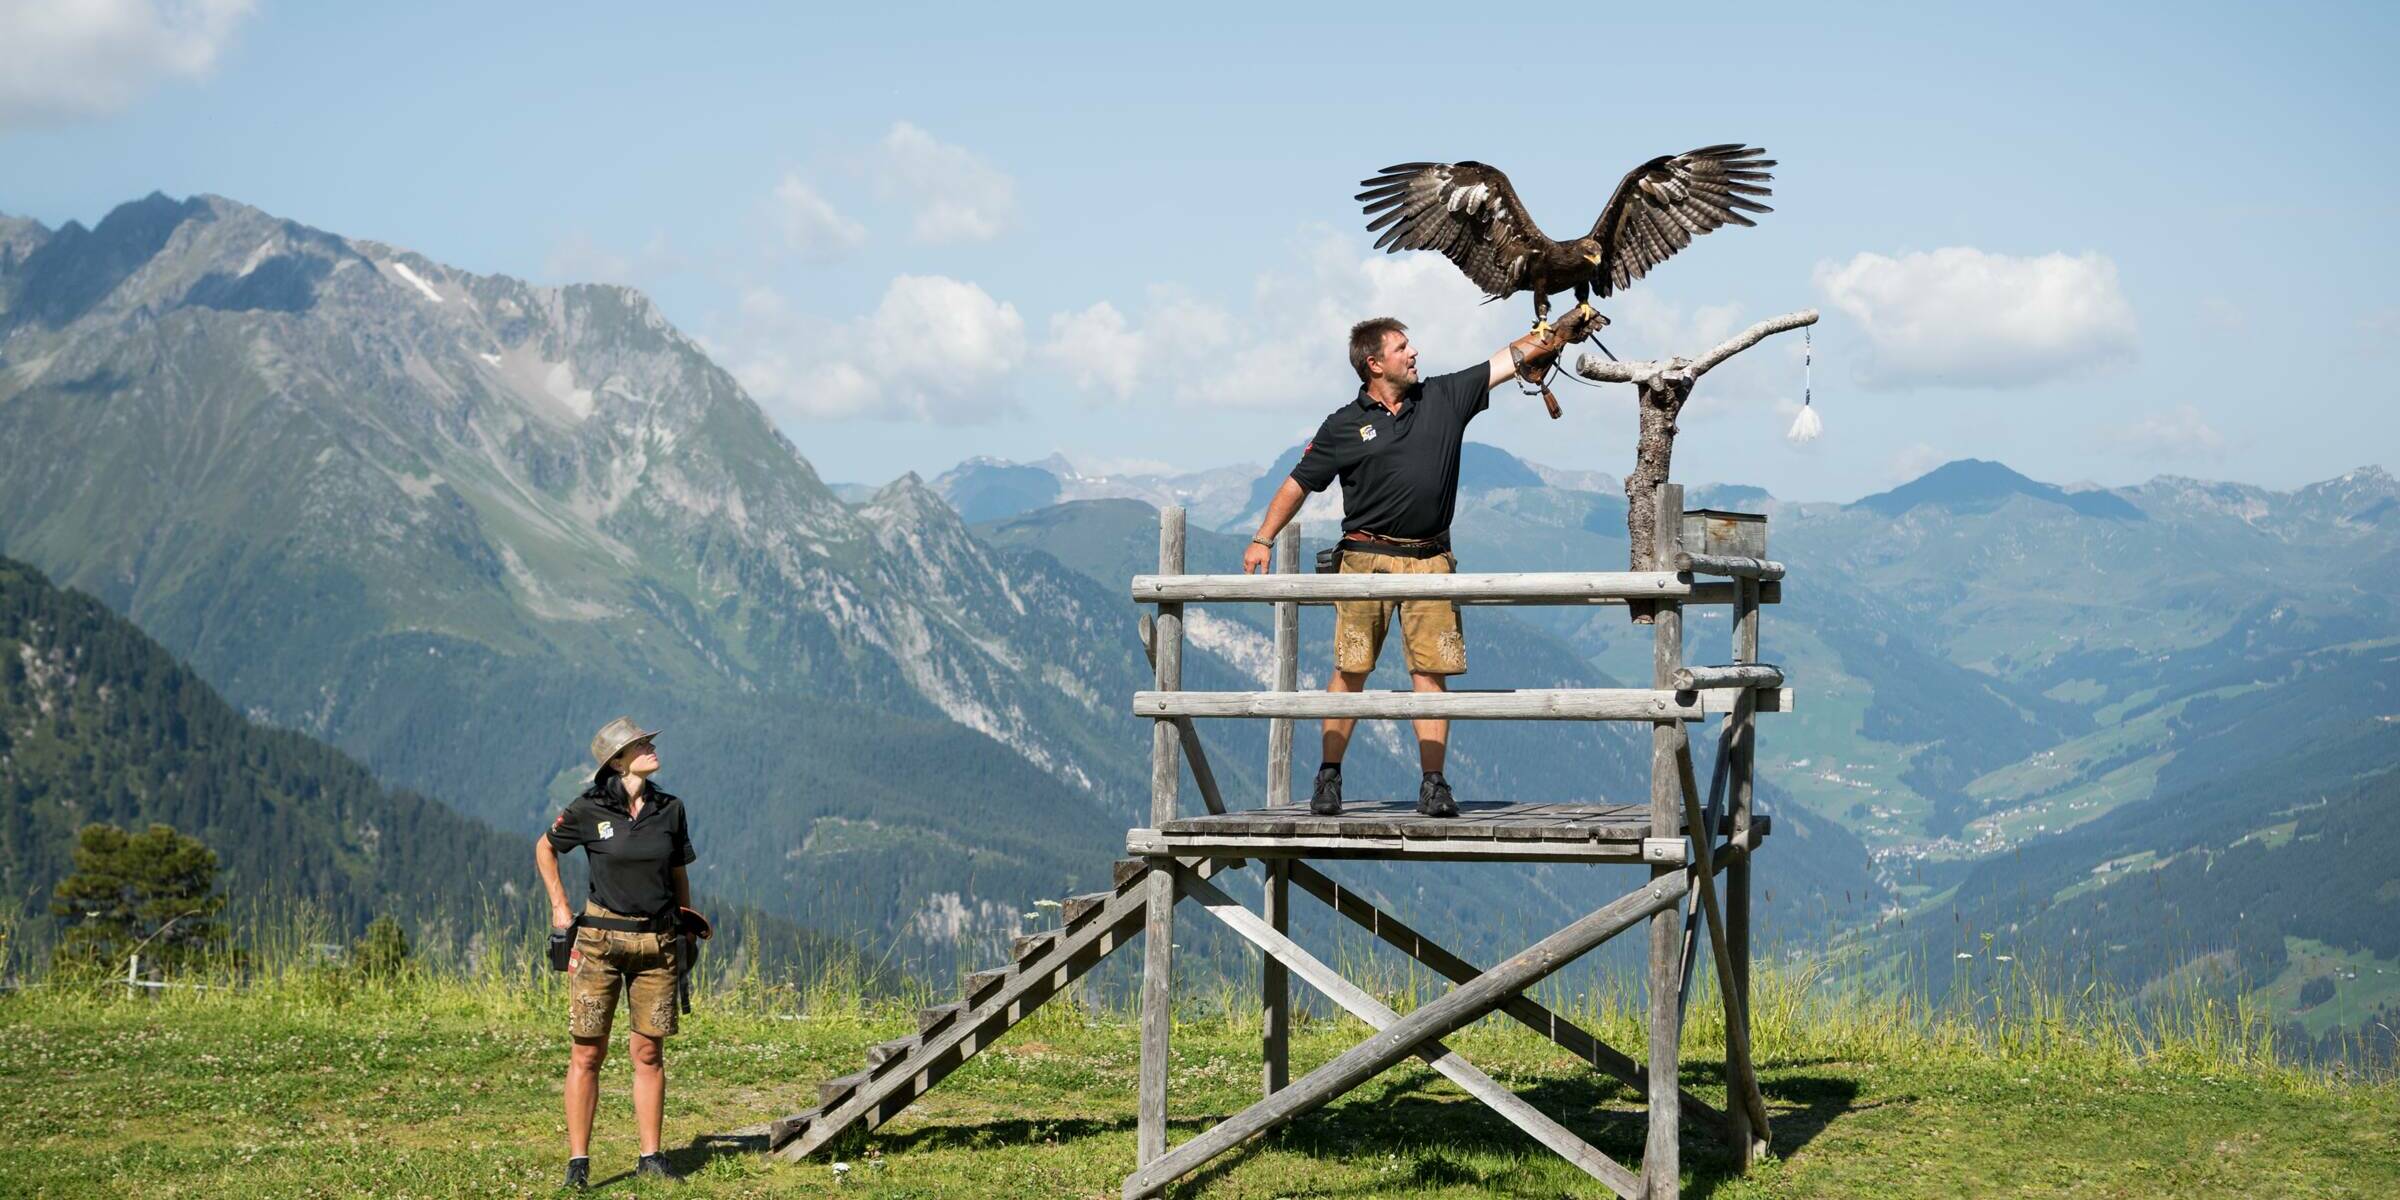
[5,947,2394,1198]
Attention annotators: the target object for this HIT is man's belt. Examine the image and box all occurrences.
[1338,530,1451,559]
[577,911,676,934]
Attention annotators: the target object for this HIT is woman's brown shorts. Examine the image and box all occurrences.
[568,904,682,1039]
[1333,549,1466,676]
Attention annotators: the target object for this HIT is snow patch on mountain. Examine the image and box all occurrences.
[387,260,444,304]
[1186,609,1277,685]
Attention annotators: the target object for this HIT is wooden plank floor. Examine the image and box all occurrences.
[1160,800,1656,841]
[1133,802,1771,864]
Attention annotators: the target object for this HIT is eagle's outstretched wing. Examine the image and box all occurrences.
[1589,145,1775,297]
[1357,161,1550,298]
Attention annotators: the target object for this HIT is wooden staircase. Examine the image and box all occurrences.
[750,855,1234,1160]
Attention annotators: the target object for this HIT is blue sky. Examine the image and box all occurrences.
[4,1,2395,500]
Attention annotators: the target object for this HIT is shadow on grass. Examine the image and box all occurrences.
[1163,1068,1864,1197]
[729,1064,1865,1196]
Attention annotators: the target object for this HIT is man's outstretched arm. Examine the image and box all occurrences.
[1243,478,1309,574]
[1486,307,1609,392]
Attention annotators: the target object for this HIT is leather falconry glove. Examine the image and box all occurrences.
[1507,305,1610,419]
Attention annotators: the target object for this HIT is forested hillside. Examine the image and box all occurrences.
[0,554,527,944]
[0,554,874,986]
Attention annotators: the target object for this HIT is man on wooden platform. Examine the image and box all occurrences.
[1242,309,1600,816]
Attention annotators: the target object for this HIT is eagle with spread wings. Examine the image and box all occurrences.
[1358,145,1773,334]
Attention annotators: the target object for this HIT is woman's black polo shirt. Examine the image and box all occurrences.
[547,771,696,918]
[1288,363,1489,541]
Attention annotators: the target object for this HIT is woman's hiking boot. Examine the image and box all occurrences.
[1310,765,1343,815]
[562,1156,589,1191]
[1417,773,1458,817]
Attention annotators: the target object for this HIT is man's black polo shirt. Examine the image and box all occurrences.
[547,771,696,918]
[1289,363,1489,541]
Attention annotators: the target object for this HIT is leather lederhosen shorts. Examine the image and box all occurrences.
[1332,547,1466,676]
[568,903,682,1038]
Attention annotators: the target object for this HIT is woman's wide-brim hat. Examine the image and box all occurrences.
[589,716,661,768]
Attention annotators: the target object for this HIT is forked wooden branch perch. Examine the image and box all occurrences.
[1574,309,1817,622]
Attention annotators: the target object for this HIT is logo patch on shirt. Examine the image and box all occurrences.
[1358,424,1378,442]
[596,820,615,841]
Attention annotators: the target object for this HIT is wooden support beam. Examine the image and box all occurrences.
[1181,869,1643,1199]
[1242,579,1778,608]
[1262,858,1290,1097]
[1138,506,1184,1166]
[1670,551,1785,580]
[1284,860,1728,1133]
[1671,663,1784,691]
[1133,570,1692,604]
[1135,686,1793,722]
[1644,482,1685,1200]
[1263,525,1298,1097]
[1121,872,1690,1199]
[1725,571,1762,1166]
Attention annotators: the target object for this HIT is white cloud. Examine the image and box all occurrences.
[878,121,1015,243]
[1042,232,1515,415]
[771,174,865,260]
[2102,404,2225,463]
[0,0,254,129]
[713,275,1026,423]
[1814,247,2136,389]
[1041,302,1145,398]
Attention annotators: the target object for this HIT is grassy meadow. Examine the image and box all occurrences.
[4,917,2395,1200]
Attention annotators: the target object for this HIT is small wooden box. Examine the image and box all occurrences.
[1681,509,1767,558]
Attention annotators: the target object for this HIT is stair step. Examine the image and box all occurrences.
[1112,858,1148,890]
[866,1037,918,1072]
[818,1070,871,1108]
[1013,931,1058,963]
[964,967,1011,1005]
[1061,891,1112,928]
[769,1107,820,1147]
[917,1002,967,1036]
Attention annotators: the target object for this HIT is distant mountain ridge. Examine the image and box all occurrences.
[1850,459,2145,520]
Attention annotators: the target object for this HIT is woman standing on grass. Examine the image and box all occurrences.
[533,717,699,1190]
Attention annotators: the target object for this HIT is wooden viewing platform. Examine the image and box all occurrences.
[734,482,1785,1200]
[1116,483,1784,1200]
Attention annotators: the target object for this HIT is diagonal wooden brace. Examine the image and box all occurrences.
[1284,860,1729,1135]
[1123,871,1689,1199]
[1179,868,1642,1199]
[1673,722,1773,1147]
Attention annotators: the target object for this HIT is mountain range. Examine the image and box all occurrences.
[4,193,2393,1040]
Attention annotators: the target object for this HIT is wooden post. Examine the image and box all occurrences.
[1268,524,1300,804]
[1264,524,1298,1095]
[1726,572,1761,1164]
[1139,506,1186,1165]
[1645,482,1685,1200]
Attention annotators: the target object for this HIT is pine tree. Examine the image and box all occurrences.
[50,823,224,975]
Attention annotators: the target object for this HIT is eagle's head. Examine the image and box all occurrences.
[1570,237,1604,268]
